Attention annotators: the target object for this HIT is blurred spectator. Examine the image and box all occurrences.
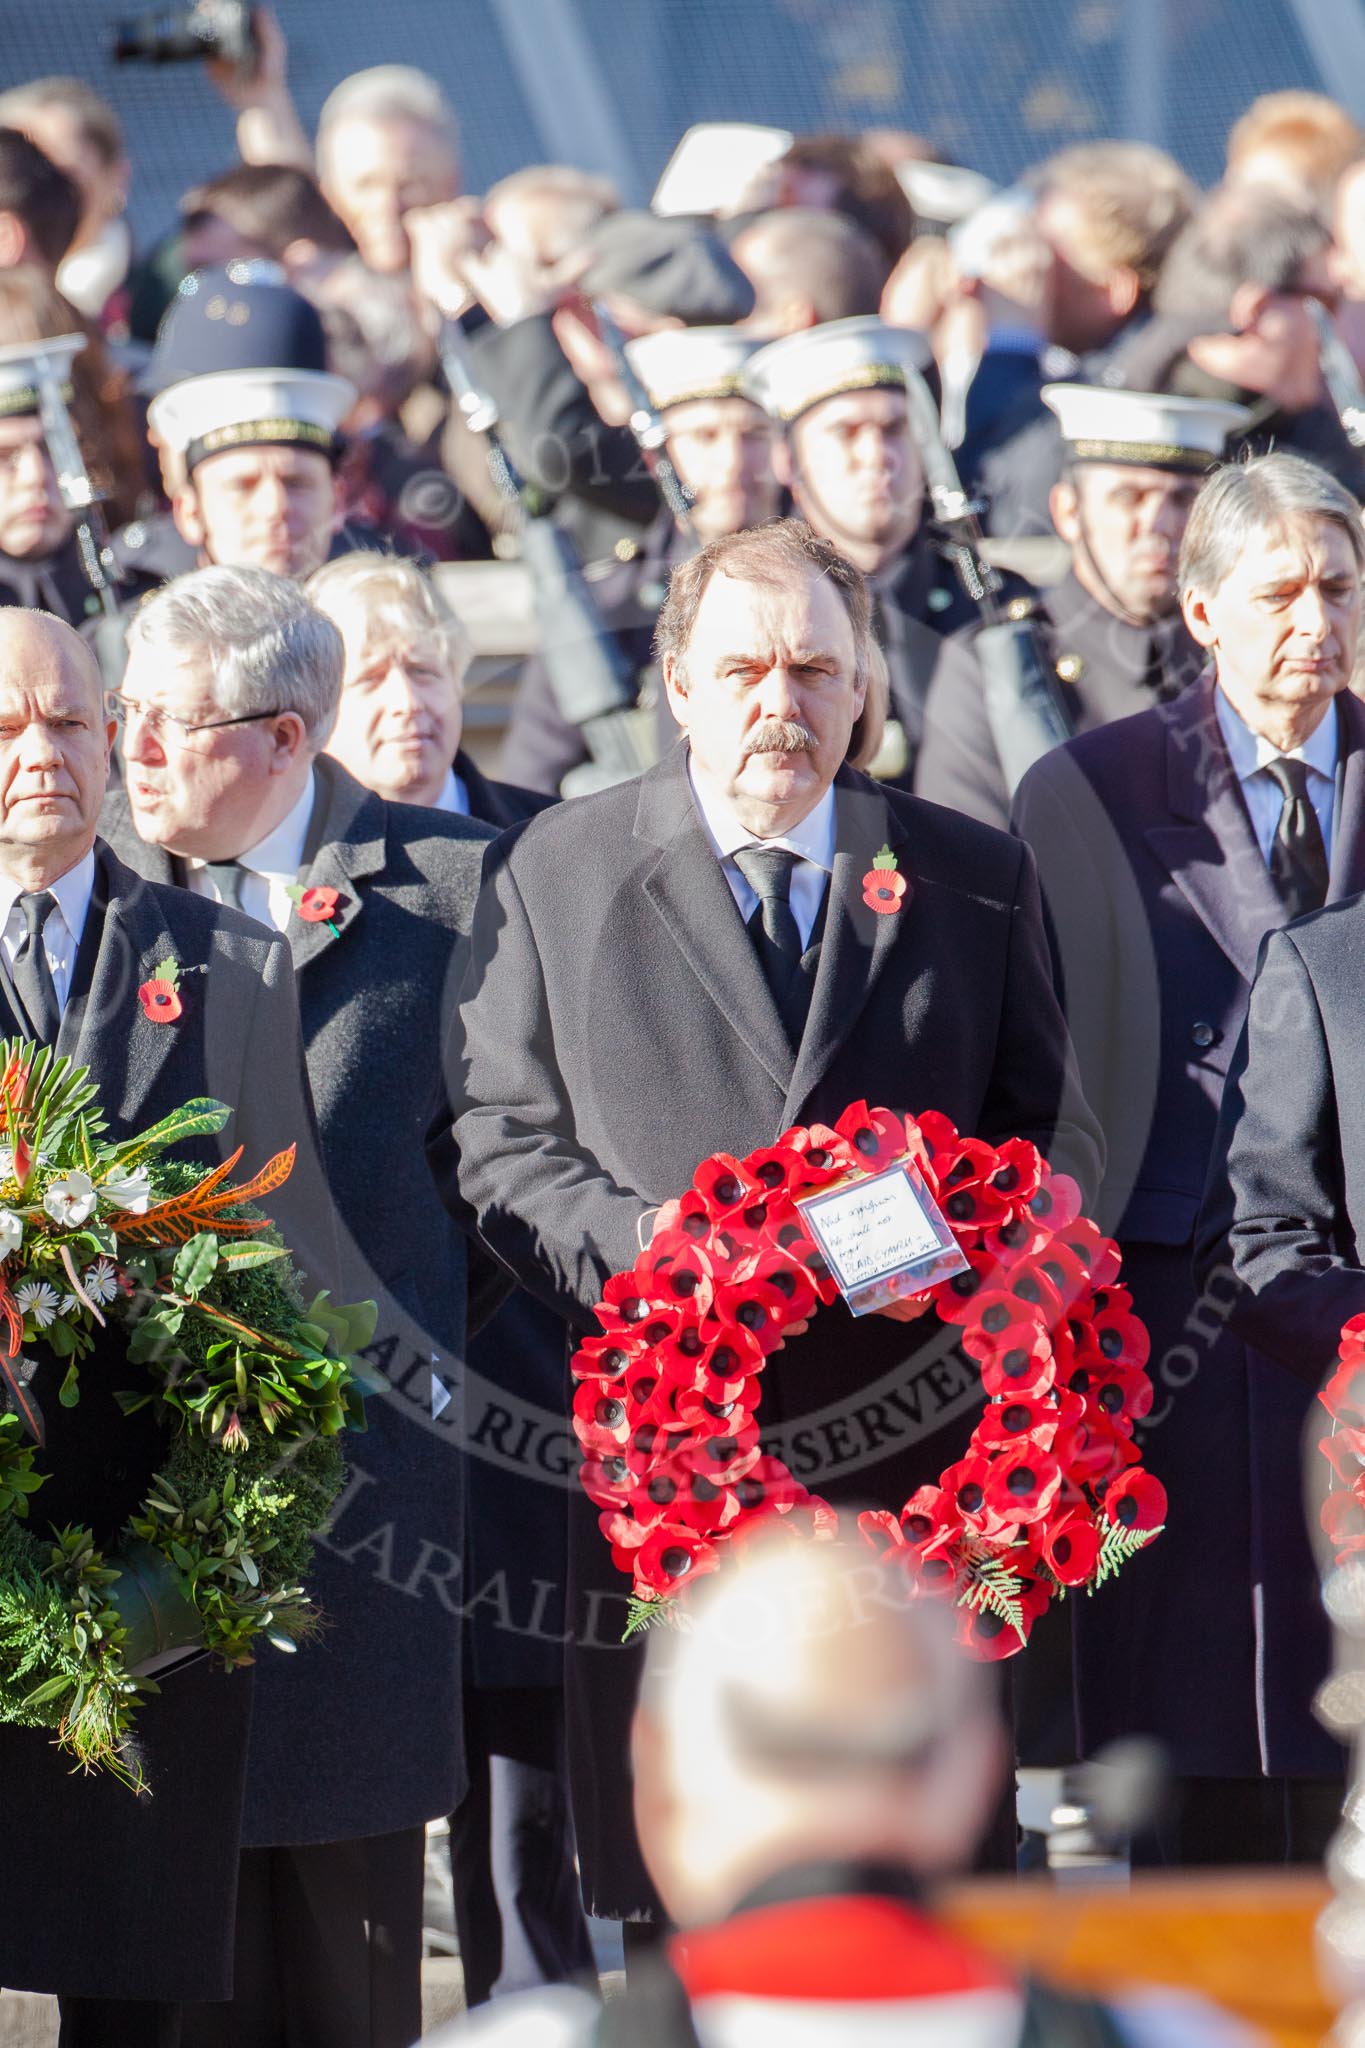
[1225,89,1364,213]
[861,127,940,175]
[0,265,146,528]
[179,164,355,282]
[731,207,886,337]
[316,65,460,274]
[774,132,915,270]
[937,190,1051,490]
[1330,156,1365,379]
[0,78,131,328]
[0,127,80,277]
[436,1540,1261,2047]
[483,163,619,269]
[1030,141,1197,358]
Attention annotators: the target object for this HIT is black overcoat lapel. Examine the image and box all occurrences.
[287,760,386,971]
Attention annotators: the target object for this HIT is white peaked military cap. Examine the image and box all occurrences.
[0,333,86,418]
[741,315,932,425]
[652,122,793,217]
[1042,384,1252,472]
[147,365,356,473]
[624,327,763,411]
[896,160,996,230]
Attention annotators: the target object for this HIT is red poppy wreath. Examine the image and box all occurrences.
[1317,1315,1365,1560]
[572,1103,1166,1659]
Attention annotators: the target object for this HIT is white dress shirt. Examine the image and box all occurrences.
[1214,687,1337,868]
[186,774,317,935]
[0,848,96,1017]
[434,765,470,816]
[687,760,836,949]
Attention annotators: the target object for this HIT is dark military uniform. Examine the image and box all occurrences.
[914,571,1205,830]
[0,531,110,627]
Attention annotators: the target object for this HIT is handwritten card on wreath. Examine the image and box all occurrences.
[797,1160,968,1315]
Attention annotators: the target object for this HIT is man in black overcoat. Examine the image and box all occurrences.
[0,610,336,2044]
[101,564,494,2048]
[1015,451,1365,1861]
[445,517,1102,1923]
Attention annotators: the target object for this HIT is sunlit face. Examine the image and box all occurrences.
[1052,463,1202,623]
[0,416,71,561]
[324,605,463,806]
[0,616,111,877]
[1184,514,1363,721]
[664,396,779,542]
[787,388,923,561]
[663,566,865,837]
[175,445,342,581]
[119,640,302,862]
[1036,190,1127,355]
[322,115,459,274]
[18,105,126,245]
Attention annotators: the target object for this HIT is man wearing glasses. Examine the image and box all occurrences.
[103,561,497,2048]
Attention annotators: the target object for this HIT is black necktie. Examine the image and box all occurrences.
[202,860,245,910]
[12,892,60,1045]
[733,845,804,1008]
[1263,756,1329,920]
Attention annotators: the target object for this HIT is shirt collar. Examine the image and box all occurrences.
[435,765,469,816]
[1214,686,1338,783]
[233,771,317,881]
[687,754,837,873]
[0,845,96,942]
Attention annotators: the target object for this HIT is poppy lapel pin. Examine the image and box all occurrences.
[861,845,908,916]
[138,955,183,1024]
[286,883,348,938]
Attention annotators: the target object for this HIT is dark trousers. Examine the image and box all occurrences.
[58,2001,183,2046]
[1136,1773,1344,1867]
[449,1685,595,2006]
[178,1829,425,2048]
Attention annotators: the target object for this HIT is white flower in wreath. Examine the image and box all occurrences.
[43,1171,97,1227]
[99,1170,151,1216]
[0,1209,24,1257]
[82,1259,119,1306]
[16,1278,61,1328]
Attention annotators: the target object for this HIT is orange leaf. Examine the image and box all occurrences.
[110,1144,297,1244]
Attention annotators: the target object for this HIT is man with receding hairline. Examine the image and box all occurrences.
[0,607,334,2042]
[445,516,1100,1926]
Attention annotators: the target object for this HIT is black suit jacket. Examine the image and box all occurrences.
[445,747,1101,1913]
[1012,679,1365,1776]
[1,843,334,2001]
[104,763,496,1844]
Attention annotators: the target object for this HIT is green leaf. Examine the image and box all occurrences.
[58,1362,81,1408]
[153,958,179,988]
[173,1233,220,1299]
[105,1099,231,1172]
[215,1241,289,1273]
[871,844,898,870]
[45,1319,76,1358]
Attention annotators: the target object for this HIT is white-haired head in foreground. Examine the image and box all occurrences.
[631,1535,1007,1927]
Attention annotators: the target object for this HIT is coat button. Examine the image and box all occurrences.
[1191,1021,1217,1049]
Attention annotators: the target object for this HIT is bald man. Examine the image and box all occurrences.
[0,611,336,2043]
[436,1541,1260,2047]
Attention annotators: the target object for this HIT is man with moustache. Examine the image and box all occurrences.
[915,385,1249,829]
[446,515,1101,1926]
[740,317,985,785]
[1015,453,1365,1862]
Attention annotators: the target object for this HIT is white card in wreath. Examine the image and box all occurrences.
[796,1159,969,1316]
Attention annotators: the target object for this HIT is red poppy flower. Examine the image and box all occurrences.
[635,1244,716,1317]
[975,1394,1060,1453]
[1088,1365,1155,1425]
[630,1522,720,1594]
[1320,1427,1365,1486]
[779,1122,858,1186]
[713,1275,798,1356]
[1080,1293,1151,1373]
[138,977,182,1023]
[954,1600,1029,1660]
[896,1484,965,1557]
[1323,1358,1365,1426]
[960,1290,1049,1361]
[571,1381,632,1454]
[580,1451,631,1509]
[571,1328,650,1384]
[834,1101,911,1171]
[742,1143,806,1199]
[692,1153,760,1223]
[743,1246,818,1323]
[934,1248,999,1324]
[982,1443,1062,1525]
[1322,1487,1365,1556]
[940,1453,1004,1532]
[1055,1218,1123,1288]
[595,1270,658,1333]
[1042,1510,1102,1586]
[985,1137,1044,1206]
[1055,1412,1139,1489]
[980,1212,1054,1275]
[979,1330,1056,1400]
[1026,1171,1083,1230]
[862,866,907,914]
[1102,1468,1167,1533]
[297,885,343,923]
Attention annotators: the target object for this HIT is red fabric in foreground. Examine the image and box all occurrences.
[671,1895,1015,2004]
